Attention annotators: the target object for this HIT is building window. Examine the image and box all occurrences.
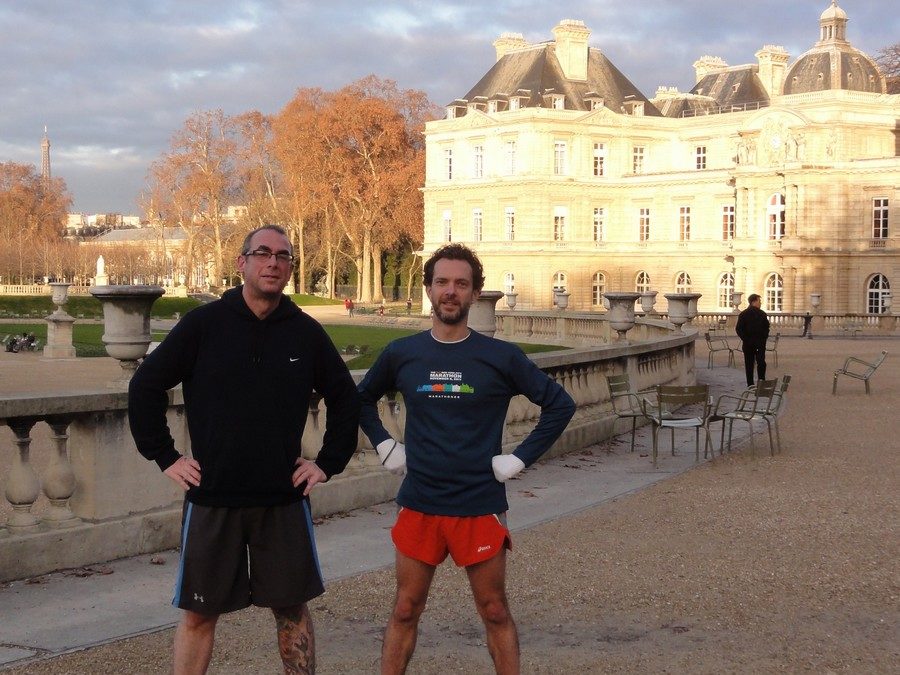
[679,206,691,241]
[442,209,452,242]
[553,206,567,241]
[552,95,565,110]
[764,273,783,312]
[509,97,520,111]
[632,146,645,174]
[504,206,515,241]
[472,145,484,178]
[867,274,890,314]
[639,207,651,242]
[554,141,568,175]
[592,272,606,306]
[592,142,606,176]
[505,140,517,175]
[635,271,651,293]
[504,272,516,295]
[443,148,453,180]
[675,272,692,293]
[593,207,605,242]
[472,208,483,242]
[722,205,735,240]
[696,145,707,170]
[873,198,889,238]
[718,272,735,309]
[768,193,785,240]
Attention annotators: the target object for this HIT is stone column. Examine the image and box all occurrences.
[5,419,41,533]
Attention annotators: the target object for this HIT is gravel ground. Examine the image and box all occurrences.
[6,337,898,674]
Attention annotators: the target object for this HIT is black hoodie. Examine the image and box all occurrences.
[128,287,361,507]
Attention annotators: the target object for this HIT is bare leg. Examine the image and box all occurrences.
[273,603,315,674]
[381,550,436,675]
[466,550,519,675]
[173,610,219,675]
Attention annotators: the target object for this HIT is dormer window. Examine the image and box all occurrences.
[488,100,497,113]
[509,97,521,111]
[591,99,605,110]
[551,94,565,110]
[623,101,644,116]
[731,83,740,93]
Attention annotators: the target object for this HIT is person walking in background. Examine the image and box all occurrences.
[736,293,771,387]
[129,224,360,675]
[358,243,575,674]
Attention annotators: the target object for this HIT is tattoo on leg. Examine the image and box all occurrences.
[274,604,315,674]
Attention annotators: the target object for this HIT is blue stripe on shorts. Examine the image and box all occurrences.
[172,501,193,608]
[301,500,324,582]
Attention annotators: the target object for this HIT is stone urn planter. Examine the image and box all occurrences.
[664,293,695,332]
[603,292,641,341]
[639,291,658,315]
[505,292,518,310]
[554,291,571,310]
[731,291,744,313]
[90,285,164,385]
[468,290,504,337]
[44,282,77,359]
[685,293,702,323]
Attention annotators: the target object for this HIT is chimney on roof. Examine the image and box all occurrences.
[493,32,528,61]
[552,19,590,81]
[693,55,728,84]
[755,45,790,97]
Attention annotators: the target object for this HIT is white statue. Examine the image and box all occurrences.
[96,255,105,276]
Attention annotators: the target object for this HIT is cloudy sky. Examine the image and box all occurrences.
[0,0,895,215]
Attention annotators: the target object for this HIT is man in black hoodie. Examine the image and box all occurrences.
[129,225,360,674]
[735,293,771,387]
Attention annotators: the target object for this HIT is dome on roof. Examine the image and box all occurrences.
[820,0,847,21]
[783,45,883,95]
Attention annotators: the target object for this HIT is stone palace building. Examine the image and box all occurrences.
[421,1,898,314]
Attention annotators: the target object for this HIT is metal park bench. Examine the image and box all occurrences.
[832,350,887,394]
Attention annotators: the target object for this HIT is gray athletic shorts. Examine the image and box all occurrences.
[173,499,324,615]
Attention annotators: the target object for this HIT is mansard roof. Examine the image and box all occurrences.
[689,67,769,108]
[459,44,661,116]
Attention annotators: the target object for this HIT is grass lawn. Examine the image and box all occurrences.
[0,295,201,320]
[3,320,566,365]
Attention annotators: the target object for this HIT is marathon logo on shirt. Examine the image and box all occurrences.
[417,370,474,398]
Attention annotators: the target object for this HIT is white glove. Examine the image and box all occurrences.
[376,438,407,475]
[492,454,525,482]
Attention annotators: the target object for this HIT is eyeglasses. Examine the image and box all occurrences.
[243,248,295,265]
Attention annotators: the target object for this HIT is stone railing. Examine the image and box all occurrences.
[686,311,897,337]
[0,315,697,581]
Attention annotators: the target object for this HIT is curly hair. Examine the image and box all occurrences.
[422,244,485,292]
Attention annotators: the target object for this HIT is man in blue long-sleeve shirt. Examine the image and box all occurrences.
[358,244,575,674]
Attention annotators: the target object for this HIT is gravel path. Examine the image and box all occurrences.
[6,337,898,674]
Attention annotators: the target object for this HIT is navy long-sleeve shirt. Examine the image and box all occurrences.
[358,330,575,516]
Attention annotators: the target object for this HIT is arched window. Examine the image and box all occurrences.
[503,272,515,295]
[764,273,783,312]
[867,274,890,314]
[592,272,606,306]
[675,272,692,293]
[552,271,567,305]
[767,193,785,240]
[635,271,651,293]
[718,272,735,309]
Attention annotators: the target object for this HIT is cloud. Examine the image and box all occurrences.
[0,0,895,213]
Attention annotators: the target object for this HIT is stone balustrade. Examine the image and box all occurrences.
[0,313,696,581]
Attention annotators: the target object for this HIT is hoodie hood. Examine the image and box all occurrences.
[222,286,302,323]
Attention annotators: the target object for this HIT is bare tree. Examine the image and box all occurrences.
[874,42,900,93]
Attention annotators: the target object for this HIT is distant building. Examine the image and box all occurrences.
[422,2,898,315]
